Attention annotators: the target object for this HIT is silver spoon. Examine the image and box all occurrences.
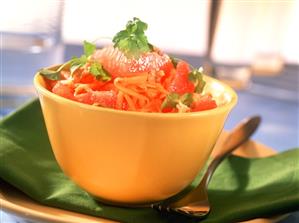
[153,116,261,218]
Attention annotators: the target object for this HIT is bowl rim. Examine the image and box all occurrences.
[33,66,238,119]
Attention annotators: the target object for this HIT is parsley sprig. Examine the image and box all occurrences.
[169,56,180,68]
[38,64,66,81]
[188,67,206,93]
[161,93,193,110]
[112,17,153,58]
[39,41,111,81]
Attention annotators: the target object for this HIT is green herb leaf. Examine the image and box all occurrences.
[40,40,111,82]
[169,56,180,68]
[112,17,152,58]
[161,93,194,110]
[71,55,88,65]
[180,93,193,106]
[188,68,206,93]
[69,43,111,81]
[89,62,111,81]
[70,55,88,74]
[195,79,206,93]
[39,69,61,80]
[39,61,71,80]
[69,42,95,75]
[83,40,96,57]
[70,64,81,75]
[161,93,180,109]
[188,70,200,82]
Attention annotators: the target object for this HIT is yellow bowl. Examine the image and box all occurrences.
[34,68,237,206]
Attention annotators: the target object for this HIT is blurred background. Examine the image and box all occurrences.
[62,0,298,64]
[0,0,298,222]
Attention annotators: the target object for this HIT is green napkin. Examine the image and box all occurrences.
[0,99,298,223]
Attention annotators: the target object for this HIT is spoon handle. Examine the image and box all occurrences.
[203,116,261,187]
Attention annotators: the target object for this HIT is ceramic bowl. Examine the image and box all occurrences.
[34,67,237,206]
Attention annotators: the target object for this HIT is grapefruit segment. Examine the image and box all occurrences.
[93,46,172,78]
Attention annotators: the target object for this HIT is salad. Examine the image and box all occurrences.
[40,18,217,113]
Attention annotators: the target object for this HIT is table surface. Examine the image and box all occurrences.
[1,44,298,222]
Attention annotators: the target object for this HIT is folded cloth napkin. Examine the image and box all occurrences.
[0,99,298,223]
